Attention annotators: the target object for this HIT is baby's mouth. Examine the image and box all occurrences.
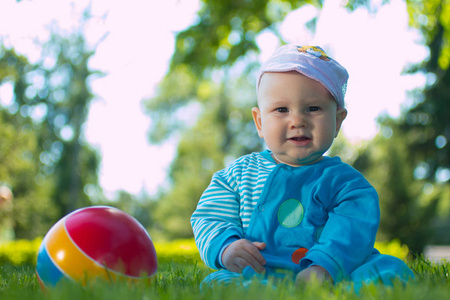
[288,136,312,145]
[289,136,311,142]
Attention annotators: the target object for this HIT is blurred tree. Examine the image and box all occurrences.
[32,30,102,214]
[0,49,58,238]
[147,66,263,239]
[345,0,450,252]
[351,0,450,183]
[354,125,440,254]
[145,0,318,238]
[0,25,102,238]
[400,0,450,181]
[146,0,450,248]
[347,0,450,182]
[93,190,157,233]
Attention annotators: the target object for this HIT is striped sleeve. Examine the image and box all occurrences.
[190,152,276,270]
[191,170,243,269]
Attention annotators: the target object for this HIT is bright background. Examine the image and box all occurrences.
[0,0,427,197]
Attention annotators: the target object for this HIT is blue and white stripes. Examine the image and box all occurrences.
[191,152,276,269]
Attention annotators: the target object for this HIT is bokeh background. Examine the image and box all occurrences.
[0,0,449,255]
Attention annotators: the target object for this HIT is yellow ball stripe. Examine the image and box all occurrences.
[44,219,119,285]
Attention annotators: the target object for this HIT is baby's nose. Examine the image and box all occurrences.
[290,113,307,128]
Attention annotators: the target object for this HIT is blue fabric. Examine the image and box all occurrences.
[192,151,415,289]
[244,155,380,282]
[350,253,415,290]
[201,253,415,291]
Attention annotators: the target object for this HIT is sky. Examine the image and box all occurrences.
[0,0,428,197]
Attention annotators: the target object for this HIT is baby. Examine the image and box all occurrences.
[191,44,414,289]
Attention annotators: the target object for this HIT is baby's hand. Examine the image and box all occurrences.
[222,239,266,274]
[295,265,332,284]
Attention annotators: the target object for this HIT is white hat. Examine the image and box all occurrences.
[257,44,349,108]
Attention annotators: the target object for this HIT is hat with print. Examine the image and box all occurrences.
[257,44,349,108]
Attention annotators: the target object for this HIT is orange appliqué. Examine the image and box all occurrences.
[291,247,309,264]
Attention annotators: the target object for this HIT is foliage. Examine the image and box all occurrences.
[145,0,324,239]
[0,49,58,239]
[391,0,450,184]
[0,237,411,270]
[146,0,318,144]
[1,257,450,299]
[22,30,102,214]
[406,0,450,70]
[154,238,202,264]
[331,130,446,253]
[145,0,450,246]
[0,238,203,267]
[147,70,264,239]
[170,0,321,76]
[374,239,411,261]
[345,0,450,251]
[1,237,448,300]
[0,11,102,238]
[0,238,42,266]
[352,131,436,253]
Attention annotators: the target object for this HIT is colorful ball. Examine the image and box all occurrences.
[36,206,157,288]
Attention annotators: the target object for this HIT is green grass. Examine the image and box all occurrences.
[1,258,449,300]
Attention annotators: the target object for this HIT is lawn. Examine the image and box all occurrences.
[0,239,449,299]
[1,258,450,299]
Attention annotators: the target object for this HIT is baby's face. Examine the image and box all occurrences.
[252,71,347,166]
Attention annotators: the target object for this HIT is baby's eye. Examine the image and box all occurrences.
[276,107,289,113]
[307,106,320,112]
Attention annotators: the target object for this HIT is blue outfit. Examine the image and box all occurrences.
[191,151,414,288]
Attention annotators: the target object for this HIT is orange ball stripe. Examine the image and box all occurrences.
[45,219,119,285]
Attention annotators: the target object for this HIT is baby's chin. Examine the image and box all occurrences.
[272,154,324,167]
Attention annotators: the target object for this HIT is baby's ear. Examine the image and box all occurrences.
[252,107,264,138]
[335,108,347,137]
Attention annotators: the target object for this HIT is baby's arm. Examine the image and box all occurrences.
[191,171,245,269]
[300,184,379,282]
[222,240,266,273]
